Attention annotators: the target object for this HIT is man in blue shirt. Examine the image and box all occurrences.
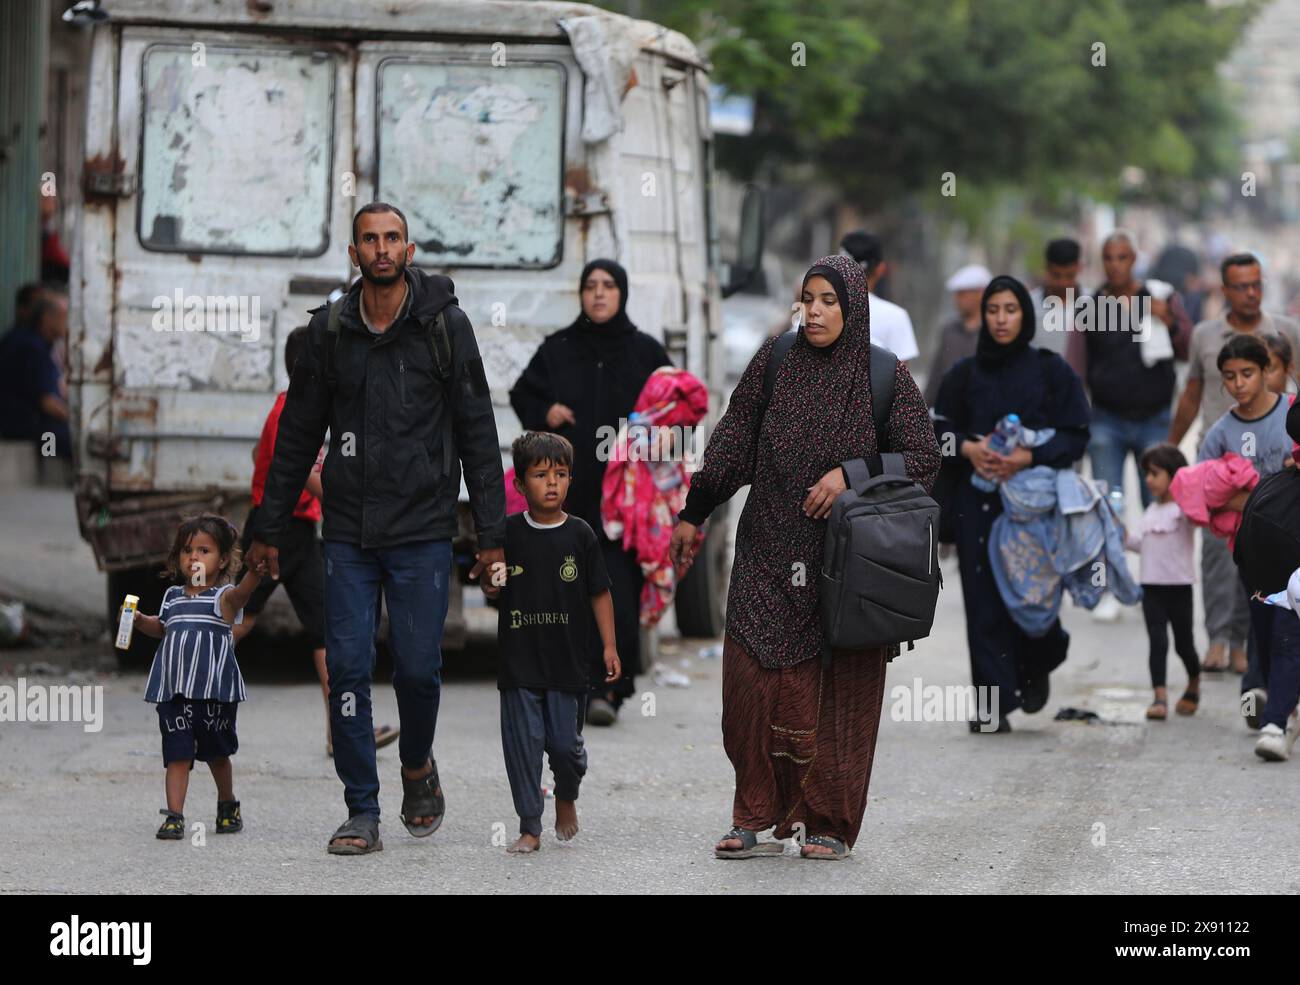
[0,289,70,456]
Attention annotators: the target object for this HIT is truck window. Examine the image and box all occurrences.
[138,45,335,256]
[376,59,565,268]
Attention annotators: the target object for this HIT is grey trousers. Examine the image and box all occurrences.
[1202,532,1251,647]
[500,687,587,837]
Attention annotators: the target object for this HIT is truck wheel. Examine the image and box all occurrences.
[107,567,167,669]
[674,504,730,638]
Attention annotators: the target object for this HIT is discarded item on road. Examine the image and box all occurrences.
[0,600,27,648]
[1054,707,1102,724]
[653,665,691,688]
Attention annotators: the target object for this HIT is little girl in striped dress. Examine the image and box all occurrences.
[132,514,264,840]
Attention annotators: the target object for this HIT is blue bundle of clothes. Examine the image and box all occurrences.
[988,439,1142,638]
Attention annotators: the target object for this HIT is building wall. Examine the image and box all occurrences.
[0,0,49,324]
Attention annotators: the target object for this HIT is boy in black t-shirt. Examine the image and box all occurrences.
[484,432,620,853]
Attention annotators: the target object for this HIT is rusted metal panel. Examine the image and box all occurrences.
[80,494,230,571]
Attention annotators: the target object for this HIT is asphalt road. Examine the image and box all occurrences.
[3,482,1298,894]
[3,573,1297,893]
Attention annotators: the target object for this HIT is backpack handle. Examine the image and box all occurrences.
[843,452,909,494]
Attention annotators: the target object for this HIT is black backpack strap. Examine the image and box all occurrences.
[760,328,799,418]
[421,308,455,478]
[869,342,897,453]
[422,309,453,383]
[323,295,346,387]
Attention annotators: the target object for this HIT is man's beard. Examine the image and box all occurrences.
[361,253,407,286]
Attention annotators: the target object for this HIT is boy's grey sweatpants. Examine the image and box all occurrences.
[1202,533,1252,647]
[500,687,587,837]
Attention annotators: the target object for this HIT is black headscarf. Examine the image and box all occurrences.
[976,274,1036,368]
[570,259,635,353]
[801,263,851,355]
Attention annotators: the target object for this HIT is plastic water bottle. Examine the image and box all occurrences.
[971,413,1022,492]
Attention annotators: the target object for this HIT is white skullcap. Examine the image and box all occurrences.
[945,264,992,293]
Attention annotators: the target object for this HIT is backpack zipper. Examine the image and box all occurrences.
[928,519,933,575]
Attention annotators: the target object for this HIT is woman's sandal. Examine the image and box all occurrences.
[215,799,242,834]
[1175,691,1199,716]
[801,834,849,860]
[1146,701,1168,721]
[399,759,445,837]
[156,809,184,840]
[714,827,784,859]
[326,813,383,855]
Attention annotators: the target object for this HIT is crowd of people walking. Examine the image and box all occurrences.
[58,199,1300,860]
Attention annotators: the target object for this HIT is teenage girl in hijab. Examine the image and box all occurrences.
[933,274,1091,732]
[670,253,940,860]
[510,259,671,725]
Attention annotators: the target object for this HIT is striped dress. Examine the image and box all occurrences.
[143,584,247,704]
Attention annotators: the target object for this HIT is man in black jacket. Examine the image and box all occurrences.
[247,203,505,854]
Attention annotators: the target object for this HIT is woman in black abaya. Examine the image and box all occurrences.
[510,259,672,724]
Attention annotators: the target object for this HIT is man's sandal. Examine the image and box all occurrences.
[801,834,849,860]
[215,799,242,834]
[326,814,383,855]
[714,827,783,859]
[1146,701,1168,721]
[156,809,184,840]
[1175,691,1199,716]
[399,759,445,837]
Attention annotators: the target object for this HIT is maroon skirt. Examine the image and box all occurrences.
[721,633,889,850]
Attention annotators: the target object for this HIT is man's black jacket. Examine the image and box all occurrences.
[257,267,506,551]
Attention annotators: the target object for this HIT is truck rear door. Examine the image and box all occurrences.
[101,29,355,497]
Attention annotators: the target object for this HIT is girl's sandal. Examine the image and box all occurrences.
[1146,701,1168,721]
[714,827,783,859]
[215,799,242,834]
[156,809,185,840]
[1175,691,1199,716]
[801,834,849,860]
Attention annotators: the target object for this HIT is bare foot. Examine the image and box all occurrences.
[1229,647,1249,674]
[508,833,540,854]
[331,836,369,850]
[716,836,743,852]
[555,799,579,841]
[801,843,836,858]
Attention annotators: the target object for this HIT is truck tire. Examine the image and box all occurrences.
[674,504,730,638]
[108,566,168,669]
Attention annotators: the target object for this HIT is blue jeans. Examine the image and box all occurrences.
[1247,598,1300,729]
[1087,406,1171,509]
[322,539,452,818]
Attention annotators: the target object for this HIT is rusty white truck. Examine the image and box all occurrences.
[64,0,763,662]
